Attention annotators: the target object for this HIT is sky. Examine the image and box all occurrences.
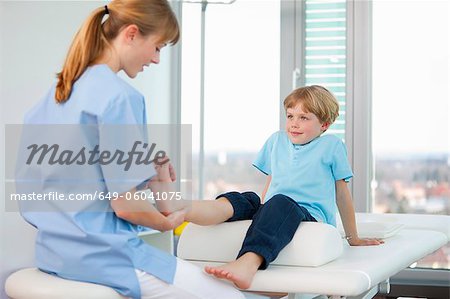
[372,0,449,155]
[181,0,280,153]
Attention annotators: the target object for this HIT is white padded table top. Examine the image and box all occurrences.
[353,213,450,240]
[187,228,447,296]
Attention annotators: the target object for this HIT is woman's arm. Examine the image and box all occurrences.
[111,187,185,232]
[111,159,185,231]
[260,175,272,203]
[335,180,383,246]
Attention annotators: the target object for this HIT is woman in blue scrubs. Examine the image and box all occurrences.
[18,1,245,298]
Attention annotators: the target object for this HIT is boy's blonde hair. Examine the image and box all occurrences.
[283,85,339,125]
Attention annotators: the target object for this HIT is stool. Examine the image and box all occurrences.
[5,268,125,299]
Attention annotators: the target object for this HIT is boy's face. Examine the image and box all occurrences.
[285,103,330,145]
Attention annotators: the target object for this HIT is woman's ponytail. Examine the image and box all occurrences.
[55,7,108,103]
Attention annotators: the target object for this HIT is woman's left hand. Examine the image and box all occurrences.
[348,237,384,246]
[165,209,187,230]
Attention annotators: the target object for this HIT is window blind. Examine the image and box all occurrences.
[304,0,346,140]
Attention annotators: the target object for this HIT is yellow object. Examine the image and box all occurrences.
[174,221,189,236]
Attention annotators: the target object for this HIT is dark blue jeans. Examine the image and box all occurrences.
[216,191,316,269]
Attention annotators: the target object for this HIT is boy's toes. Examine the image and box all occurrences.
[214,269,226,278]
[204,266,215,274]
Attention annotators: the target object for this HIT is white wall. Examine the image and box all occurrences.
[0,1,178,297]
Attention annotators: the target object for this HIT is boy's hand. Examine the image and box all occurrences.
[348,237,384,246]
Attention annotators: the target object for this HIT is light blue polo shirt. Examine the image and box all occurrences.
[253,131,353,226]
[16,64,176,299]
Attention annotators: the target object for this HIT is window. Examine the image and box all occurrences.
[372,0,449,270]
[181,0,280,200]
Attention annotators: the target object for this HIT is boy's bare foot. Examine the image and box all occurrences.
[205,261,255,289]
[204,252,263,289]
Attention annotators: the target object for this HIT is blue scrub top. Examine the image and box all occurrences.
[17,64,177,299]
[253,131,353,226]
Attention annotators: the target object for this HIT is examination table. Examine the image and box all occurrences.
[177,213,449,299]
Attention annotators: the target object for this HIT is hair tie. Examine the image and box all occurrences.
[104,5,109,15]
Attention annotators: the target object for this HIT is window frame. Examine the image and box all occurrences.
[347,0,372,213]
